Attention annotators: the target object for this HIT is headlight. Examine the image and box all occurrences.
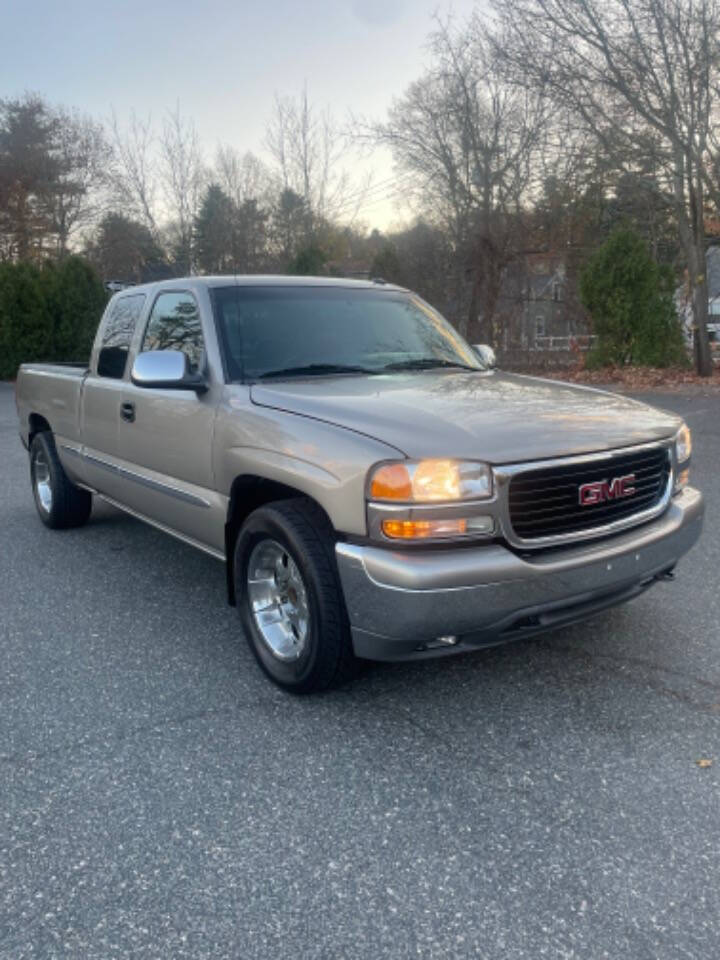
[368,459,492,502]
[674,423,692,492]
[675,423,692,464]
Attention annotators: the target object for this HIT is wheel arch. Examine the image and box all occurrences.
[28,413,52,444]
[224,475,335,606]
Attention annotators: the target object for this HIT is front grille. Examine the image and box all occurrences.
[508,445,671,541]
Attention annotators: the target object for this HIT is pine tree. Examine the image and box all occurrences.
[194,184,236,274]
[580,229,687,368]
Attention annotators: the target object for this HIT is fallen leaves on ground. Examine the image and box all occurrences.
[520,365,720,392]
[696,758,714,768]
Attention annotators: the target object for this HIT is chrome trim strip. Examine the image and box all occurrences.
[66,446,211,509]
[59,444,83,459]
[495,439,675,549]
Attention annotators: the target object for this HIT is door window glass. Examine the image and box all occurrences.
[142,292,204,373]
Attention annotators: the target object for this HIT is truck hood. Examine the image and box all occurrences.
[250,371,681,463]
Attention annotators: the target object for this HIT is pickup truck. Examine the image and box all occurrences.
[15,276,704,692]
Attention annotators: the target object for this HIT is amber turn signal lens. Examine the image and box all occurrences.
[370,463,412,500]
[382,518,468,539]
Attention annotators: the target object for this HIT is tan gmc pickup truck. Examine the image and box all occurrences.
[15,276,704,692]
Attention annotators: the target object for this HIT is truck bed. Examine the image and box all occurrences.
[15,363,88,449]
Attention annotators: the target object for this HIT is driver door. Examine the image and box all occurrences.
[117,289,222,551]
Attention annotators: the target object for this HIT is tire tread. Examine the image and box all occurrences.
[236,497,356,692]
[30,432,92,529]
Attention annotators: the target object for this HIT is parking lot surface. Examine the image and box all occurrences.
[1,381,719,959]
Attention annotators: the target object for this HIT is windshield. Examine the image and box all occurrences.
[211,285,483,380]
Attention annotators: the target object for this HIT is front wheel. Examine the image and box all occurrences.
[29,432,92,529]
[234,499,355,693]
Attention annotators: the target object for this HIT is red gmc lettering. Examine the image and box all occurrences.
[579,474,636,506]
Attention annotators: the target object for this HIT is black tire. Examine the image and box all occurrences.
[234,498,356,693]
[29,432,92,529]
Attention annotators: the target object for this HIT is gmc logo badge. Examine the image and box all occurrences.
[579,473,637,506]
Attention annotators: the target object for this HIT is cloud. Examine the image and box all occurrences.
[351,0,405,27]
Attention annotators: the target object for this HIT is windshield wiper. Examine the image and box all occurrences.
[257,363,377,379]
[380,358,479,372]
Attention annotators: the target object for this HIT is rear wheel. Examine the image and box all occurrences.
[30,432,92,529]
[234,499,355,693]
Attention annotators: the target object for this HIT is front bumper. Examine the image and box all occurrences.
[335,486,704,661]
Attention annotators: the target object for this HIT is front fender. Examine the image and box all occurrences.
[214,389,404,536]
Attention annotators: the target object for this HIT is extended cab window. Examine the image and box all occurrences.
[97,294,146,379]
[142,291,204,373]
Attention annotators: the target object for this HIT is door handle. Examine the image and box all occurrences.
[120,402,136,423]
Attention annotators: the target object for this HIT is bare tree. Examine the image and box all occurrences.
[265,86,351,239]
[108,110,159,236]
[159,105,205,273]
[360,19,548,341]
[41,107,109,256]
[0,96,109,260]
[214,145,270,207]
[492,0,720,374]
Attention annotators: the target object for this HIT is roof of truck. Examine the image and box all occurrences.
[113,275,407,295]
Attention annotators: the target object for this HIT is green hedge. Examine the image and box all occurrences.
[0,257,108,380]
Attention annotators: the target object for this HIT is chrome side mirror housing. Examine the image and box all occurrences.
[473,344,497,370]
[131,350,207,392]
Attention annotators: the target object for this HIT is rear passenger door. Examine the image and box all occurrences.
[79,293,146,501]
[117,290,222,551]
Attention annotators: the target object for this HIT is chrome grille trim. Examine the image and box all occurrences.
[494,439,676,549]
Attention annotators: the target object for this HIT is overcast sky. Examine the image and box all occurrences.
[2,0,480,230]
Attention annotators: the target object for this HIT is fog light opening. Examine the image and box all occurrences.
[467,515,494,535]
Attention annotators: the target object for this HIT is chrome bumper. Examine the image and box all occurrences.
[335,487,704,661]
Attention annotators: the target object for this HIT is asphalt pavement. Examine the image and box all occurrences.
[1,380,719,960]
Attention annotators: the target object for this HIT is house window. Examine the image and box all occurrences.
[535,317,546,340]
[552,281,560,302]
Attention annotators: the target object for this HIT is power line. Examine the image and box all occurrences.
[330,174,415,216]
[332,173,418,219]
[336,187,416,225]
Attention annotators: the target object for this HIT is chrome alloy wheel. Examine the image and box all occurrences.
[247,539,310,661]
[32,446,53,514]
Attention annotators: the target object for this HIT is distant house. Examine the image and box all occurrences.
[494,252,593,354]
[325,258,371,280]
[676,244,720,353]
[705,245,720,348]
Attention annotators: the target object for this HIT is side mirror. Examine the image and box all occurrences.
[131,350,207,393]
[473,344,497,370]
